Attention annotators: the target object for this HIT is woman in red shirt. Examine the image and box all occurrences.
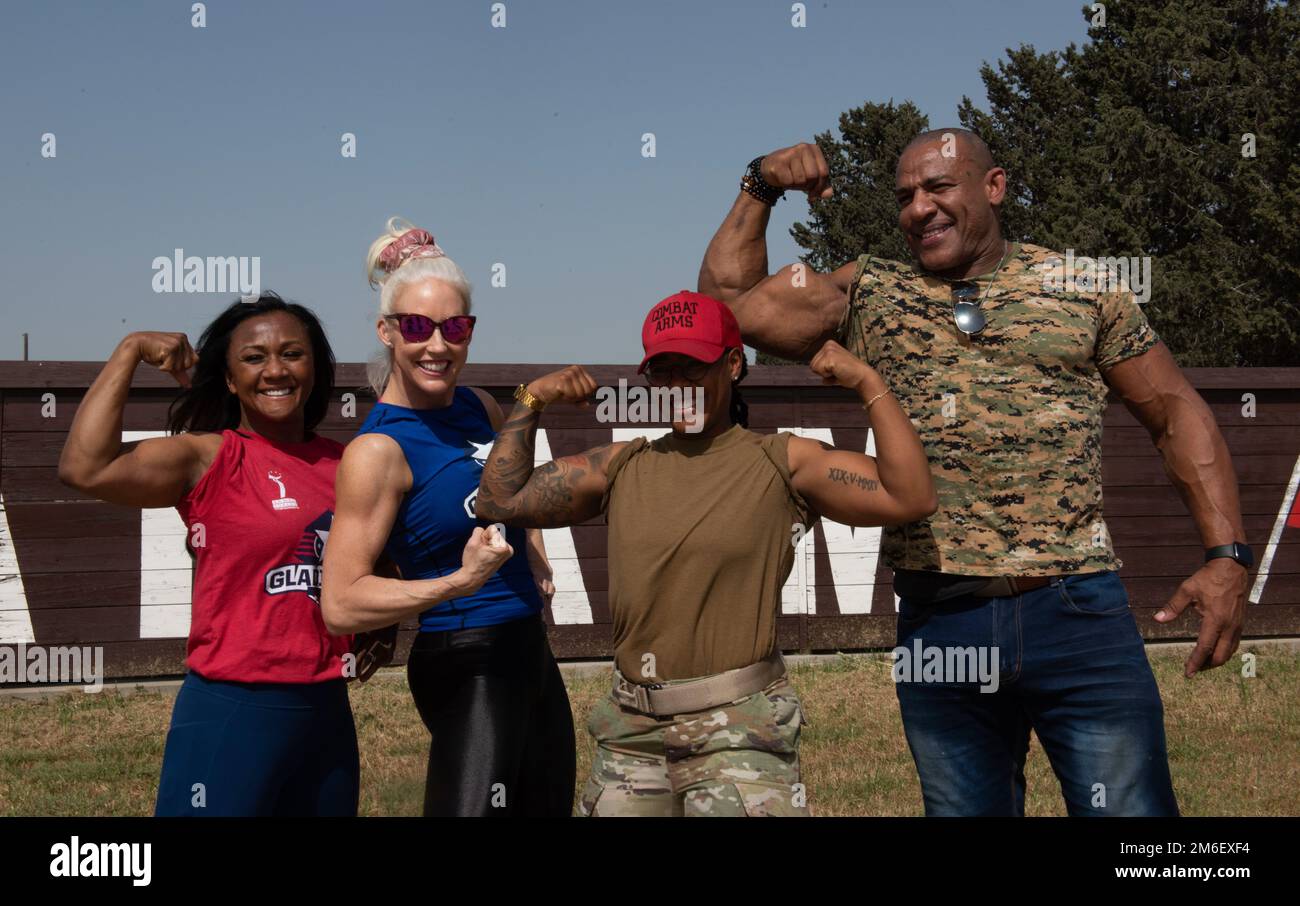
[59,293,361,815]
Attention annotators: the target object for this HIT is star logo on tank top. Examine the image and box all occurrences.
[459,439,491,514]
[466,439,493,468]
[264,510,332,603]
[266,469,299,510]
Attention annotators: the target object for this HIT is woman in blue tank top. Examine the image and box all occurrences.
[356,390,542,630]
[320,218,575,816]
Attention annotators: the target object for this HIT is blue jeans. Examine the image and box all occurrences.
[894,570,1179,816]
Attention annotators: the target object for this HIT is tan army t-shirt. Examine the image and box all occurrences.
[600,424,813,682]
[835,241,1159,576]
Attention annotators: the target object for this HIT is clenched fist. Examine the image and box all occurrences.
[460,523,514,590]
[131,332,198,388]
[761,142,833,200]
[809,339,875,394]
[526,365,598,407]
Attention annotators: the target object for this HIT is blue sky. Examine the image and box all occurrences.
[0,0,1089,365]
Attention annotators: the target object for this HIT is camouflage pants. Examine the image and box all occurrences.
[578,676,809,817]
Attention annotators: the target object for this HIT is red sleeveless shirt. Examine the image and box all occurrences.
[176,429,351,683]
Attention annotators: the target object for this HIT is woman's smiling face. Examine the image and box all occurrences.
[224,311,314,425]
[378,277,472,400]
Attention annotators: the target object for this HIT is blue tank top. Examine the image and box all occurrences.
[356,387,542,631]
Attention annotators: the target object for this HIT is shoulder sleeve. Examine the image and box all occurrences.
[598,437,649,515]
[177,429,238,525]
[758,431,814,527]
[833,255,871,344]
[835,254,879,362]
[1095,289,1160,372]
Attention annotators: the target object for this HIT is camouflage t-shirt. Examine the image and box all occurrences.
[834,241,1159,576]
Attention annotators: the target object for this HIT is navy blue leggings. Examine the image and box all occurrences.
[154,671,359,816]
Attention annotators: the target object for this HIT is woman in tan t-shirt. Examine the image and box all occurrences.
[476,292,935,816]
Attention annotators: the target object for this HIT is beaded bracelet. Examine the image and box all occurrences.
[741,156,785,206]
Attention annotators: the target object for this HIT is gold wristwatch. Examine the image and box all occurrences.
[514,383,546,412]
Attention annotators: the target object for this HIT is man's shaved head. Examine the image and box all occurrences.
[900,128,996,174]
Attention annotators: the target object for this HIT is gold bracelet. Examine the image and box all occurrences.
[514,383,546,412]
[864,389,891,411]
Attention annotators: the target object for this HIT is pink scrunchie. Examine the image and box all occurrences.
[378,228,446,273]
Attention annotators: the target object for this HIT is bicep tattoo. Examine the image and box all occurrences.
[827,466,879,491]
[483,439,619,528]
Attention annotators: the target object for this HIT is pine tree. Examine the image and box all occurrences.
[788,0,1299,366]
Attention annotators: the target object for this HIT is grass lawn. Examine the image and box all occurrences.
[1,647,1296,816]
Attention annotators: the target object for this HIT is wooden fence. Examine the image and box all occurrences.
[2,362,1298,678]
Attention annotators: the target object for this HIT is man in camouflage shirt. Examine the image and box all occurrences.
[698,129,1250,816]
[835,239,1155,576]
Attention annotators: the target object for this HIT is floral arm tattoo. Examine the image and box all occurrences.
[476,402,619,528]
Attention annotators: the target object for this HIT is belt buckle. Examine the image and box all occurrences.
[985,576,1051,597]
[976,576,1014,597]
[613,674,658,715]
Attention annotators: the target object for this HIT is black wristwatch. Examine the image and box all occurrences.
[1205,542,1253,568]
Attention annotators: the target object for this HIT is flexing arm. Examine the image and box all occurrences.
[321,434,512,635]
[58,332,214,506]
[476,366,627,528]
[1102,342,1247,675]
[697,143,855,362]
[788,340,936,525]
[466,386,556,596]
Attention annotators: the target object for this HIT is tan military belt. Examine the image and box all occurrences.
[611,650,786,718]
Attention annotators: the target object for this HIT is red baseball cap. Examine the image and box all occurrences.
[637,291,742,374]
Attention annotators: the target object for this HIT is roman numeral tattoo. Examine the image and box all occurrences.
[827,467,879,491]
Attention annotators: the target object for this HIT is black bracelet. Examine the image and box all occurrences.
[741,156,784,206]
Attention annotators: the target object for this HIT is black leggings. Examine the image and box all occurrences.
[406,613,576,816]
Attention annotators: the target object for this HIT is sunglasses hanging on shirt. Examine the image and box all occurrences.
[951,283,987,336]
[947,239,1013,338]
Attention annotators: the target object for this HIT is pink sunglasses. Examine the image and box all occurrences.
[384,314,476,344]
